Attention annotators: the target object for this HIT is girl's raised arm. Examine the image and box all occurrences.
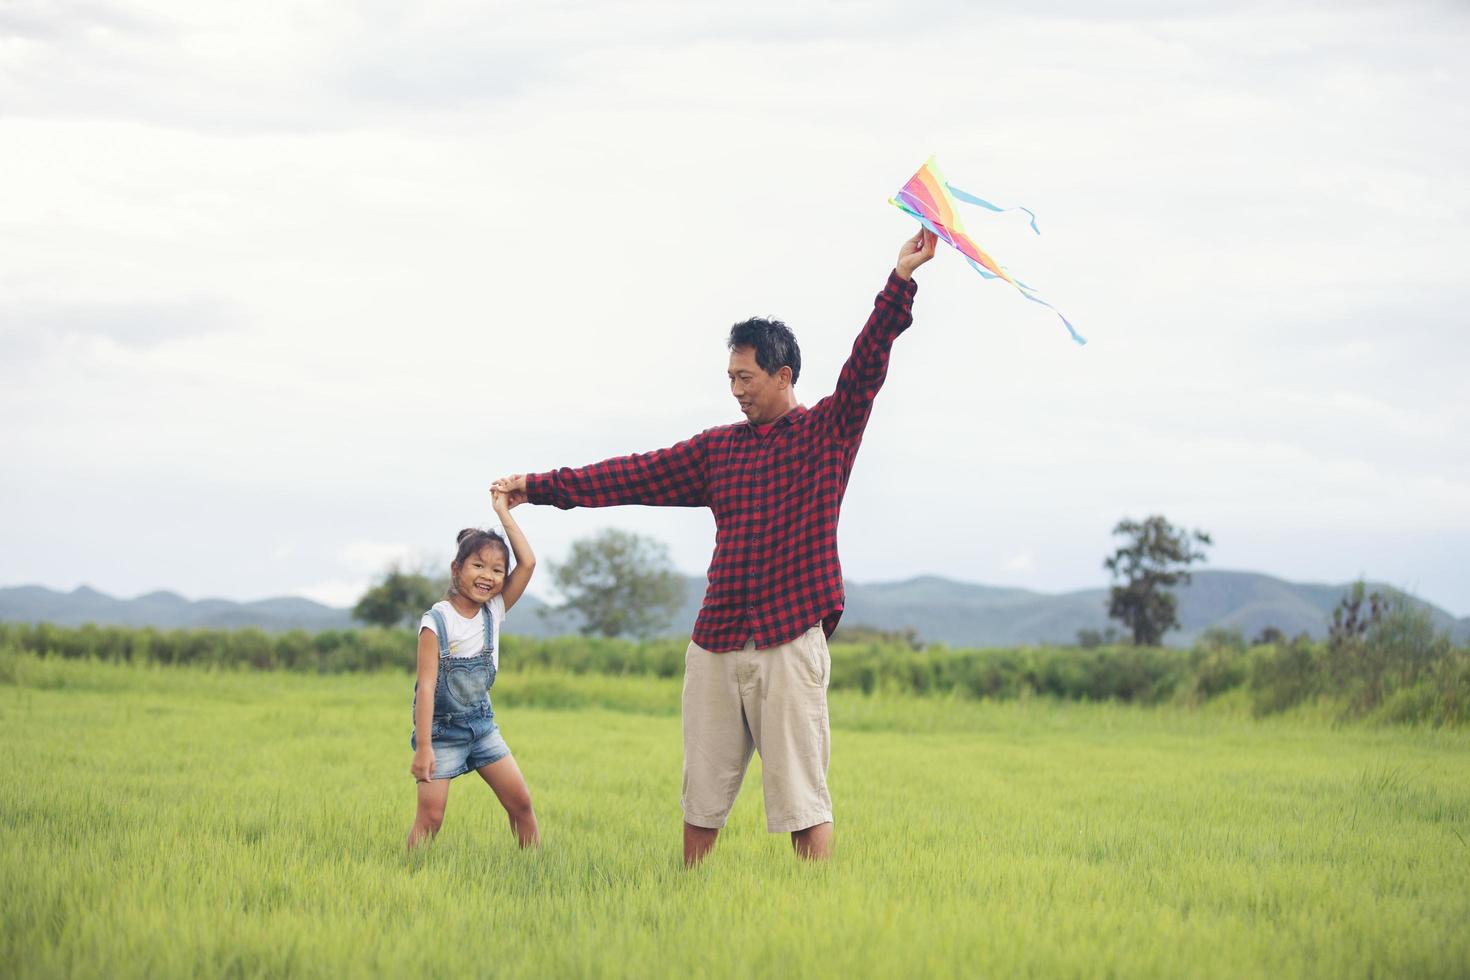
[492,489,536,612]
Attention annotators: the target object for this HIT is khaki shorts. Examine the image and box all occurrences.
[681,626,832,833]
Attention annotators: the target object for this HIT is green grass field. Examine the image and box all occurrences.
[3,653,1468,978]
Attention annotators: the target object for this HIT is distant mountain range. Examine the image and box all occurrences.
[0,585,357,633]
[833,572,1469,647]
[3,571,1465,647]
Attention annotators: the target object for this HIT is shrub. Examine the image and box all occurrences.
[1196,627,1246,653]
[1248,635,1323,716]
[1325,602,1452,717]
[1187,646,1250,702]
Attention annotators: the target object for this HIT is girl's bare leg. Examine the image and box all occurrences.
[407,778,451,850]
[477,755,540,847]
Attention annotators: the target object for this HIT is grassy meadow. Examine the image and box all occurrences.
[3,651,1469,978]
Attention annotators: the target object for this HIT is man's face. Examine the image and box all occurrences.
[727,347,789,424]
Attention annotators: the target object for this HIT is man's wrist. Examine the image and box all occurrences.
[886,268,919,297]
[523,472,546,502]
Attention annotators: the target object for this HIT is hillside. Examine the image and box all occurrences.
[4,571,1465,646]
[842,571,1468,646]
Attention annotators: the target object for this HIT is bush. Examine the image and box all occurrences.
[1248,635,1323,716]
[1186,645,1250,702]
[1196,626,1246,653]
[0,622,413,675]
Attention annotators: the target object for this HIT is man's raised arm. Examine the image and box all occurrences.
[820,229,936,445]
[492,433,709,511]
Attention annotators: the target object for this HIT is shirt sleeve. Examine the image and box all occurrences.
[419,611,438,634]
[525,432,710,510]
[812,270,918,446]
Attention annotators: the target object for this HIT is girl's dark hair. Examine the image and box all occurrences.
[446,528,511,599]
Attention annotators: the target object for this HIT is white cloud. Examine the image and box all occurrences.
[1005,551,1036,573]
[337,540,426,575]
[296,578,372,608]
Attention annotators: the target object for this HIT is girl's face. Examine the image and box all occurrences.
[453,545,508,603]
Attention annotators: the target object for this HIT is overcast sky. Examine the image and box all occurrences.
[2,0,1467,616]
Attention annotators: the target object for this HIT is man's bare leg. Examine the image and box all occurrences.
[791,821,832,861]
[684,822,720,867]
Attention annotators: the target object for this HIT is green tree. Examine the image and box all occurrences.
[1325,581,1450,714]
[1327,580,1391,650]
[547,529,686,639]
[1104,515,1212,646]
[352,565,442,629]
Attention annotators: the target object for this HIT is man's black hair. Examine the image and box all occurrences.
[727,317,801,384]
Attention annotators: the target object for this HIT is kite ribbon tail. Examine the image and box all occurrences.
[961,256,1002,280]
[1018,289,1087,346]
[961,256,1085,345]
[946,183,1041,235]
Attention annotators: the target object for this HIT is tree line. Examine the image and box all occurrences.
[353,528,684,639]
[354,515,1210,643]
[353,514,1236,651]
[12,513,1453,722]
[3,620,1465,726]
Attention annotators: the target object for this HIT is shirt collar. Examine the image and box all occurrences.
[746,404,806,433]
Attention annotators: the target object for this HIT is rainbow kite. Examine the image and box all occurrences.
[891,156,1084,345]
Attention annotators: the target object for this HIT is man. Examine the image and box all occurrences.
[494,228,937,865]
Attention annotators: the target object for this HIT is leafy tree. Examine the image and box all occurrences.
[546,529,686,639]
[1104,515,1212,646]
[1327,580,1390,650]
[1325,581,1449,713]
[352,565,442,629]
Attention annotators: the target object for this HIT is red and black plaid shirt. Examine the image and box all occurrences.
[527,271,918,652]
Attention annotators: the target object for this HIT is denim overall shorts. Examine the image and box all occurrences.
[410,604,511,779]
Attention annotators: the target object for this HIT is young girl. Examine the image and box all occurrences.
[407,489,539,849]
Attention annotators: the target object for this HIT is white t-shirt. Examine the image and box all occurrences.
[420,595,505,668]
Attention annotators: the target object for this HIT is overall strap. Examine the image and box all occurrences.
[427,608,450,659]
[480,603,496,657]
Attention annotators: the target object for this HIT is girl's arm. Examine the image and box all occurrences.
[410,627,438,782]
[493,489,536,612]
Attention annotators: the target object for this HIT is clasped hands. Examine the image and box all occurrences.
[490,475,528,509]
